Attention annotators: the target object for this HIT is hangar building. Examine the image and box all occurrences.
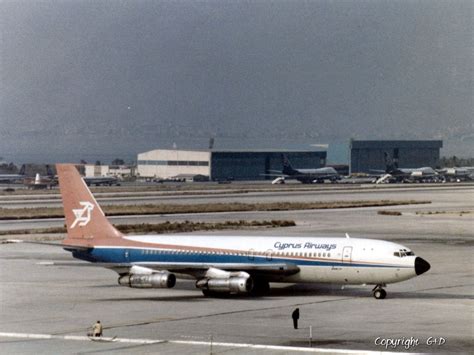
[350,140,443,174]
[137,149,327,181]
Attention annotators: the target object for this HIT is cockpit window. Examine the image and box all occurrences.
[394,249,415,257]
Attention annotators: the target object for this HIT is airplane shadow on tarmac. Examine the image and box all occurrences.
[93,282,473,302]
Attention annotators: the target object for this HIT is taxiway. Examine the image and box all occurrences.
[0,185,472,353]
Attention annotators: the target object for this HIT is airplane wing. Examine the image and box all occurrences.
[260,173,290,178]
[9,240,300,278]
[368,169,387,174]
[34,260,300,278]
[267,170,285,174]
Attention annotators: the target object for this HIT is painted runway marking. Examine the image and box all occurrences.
[0,332,399,354]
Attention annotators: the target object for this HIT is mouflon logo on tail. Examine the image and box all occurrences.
[71,201,95,228]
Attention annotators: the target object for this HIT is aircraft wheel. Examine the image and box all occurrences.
[373,288,387,299]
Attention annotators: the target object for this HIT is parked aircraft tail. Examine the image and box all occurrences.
[57,164,123,246]
[281,155,298,175]
[18,164,26,176]
[384,152,398,173]
[46,164,54,177]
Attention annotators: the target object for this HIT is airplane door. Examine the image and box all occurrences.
[342,246,352,263]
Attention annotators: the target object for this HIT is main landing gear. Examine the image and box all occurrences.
[372,285,387,299]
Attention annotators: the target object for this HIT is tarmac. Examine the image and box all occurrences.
[0,184,472,354]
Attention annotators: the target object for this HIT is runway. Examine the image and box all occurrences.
[0,332,399,354]
[0,185,472,353]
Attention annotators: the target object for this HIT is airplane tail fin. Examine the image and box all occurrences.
[384,152,395,173]
[281,154,298,175]
[46,164,54,177]
[57,164,123,246]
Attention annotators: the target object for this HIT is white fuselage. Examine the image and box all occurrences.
[85,236,419,286]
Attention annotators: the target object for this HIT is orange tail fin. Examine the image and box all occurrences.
[57,164,122,246]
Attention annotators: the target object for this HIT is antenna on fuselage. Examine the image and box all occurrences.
[345,233,350,239]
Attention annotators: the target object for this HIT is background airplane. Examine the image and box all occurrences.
[266,155,340,184]
[83,176,120,186]
[0,165,26,183]
[374,152,439,183]
[23,165,57,189]
[437,166,474,182]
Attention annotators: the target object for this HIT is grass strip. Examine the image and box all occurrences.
[0,219,296,236]
[0,200,430,220]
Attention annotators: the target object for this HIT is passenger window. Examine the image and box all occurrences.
[323,253,326,257]
[328,253,331,258]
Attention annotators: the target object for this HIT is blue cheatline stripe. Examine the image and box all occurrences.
[70,247,410,269]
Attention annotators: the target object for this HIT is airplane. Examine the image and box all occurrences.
[437,167,474,182]
[23,173,57,189]
[374,152,439,183]
[8,164,430,300]
[266,155,340,184]
[83,176,120,186]
[23,165,57,189]
[0,165,26,183]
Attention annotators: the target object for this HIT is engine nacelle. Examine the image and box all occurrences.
[118,272,176,289]
[196,276,253,294]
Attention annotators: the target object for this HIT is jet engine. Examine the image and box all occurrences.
[118,272,176,289]
[196,276,253,294]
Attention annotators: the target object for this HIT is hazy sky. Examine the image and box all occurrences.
[1,0,472,163]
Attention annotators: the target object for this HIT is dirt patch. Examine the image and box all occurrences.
[0,219,296,237]
[377,210,403,216]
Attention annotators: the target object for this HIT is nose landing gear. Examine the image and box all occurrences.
[373,285,387,299]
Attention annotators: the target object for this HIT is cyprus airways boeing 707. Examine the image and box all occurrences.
[13,164,430,299]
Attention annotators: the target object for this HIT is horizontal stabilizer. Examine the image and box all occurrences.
[4,239,90,251]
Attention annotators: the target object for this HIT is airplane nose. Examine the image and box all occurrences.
[415,257,431,275]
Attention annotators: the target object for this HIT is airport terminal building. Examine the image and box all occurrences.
[350,140,443,173]
[137,149,327,181]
